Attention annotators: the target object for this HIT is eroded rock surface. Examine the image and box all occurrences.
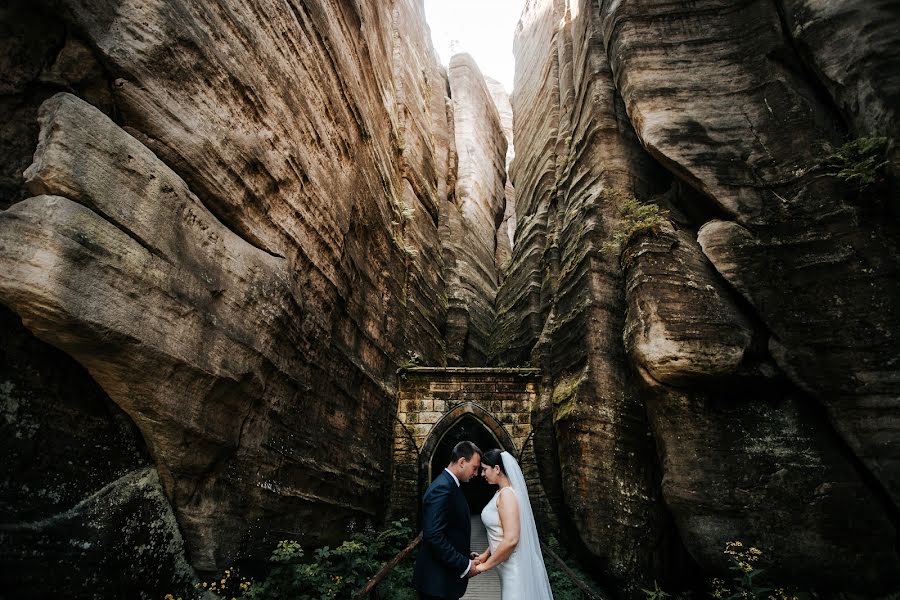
[622,224,759,386]
[501,0,676,589]
[485,76,517,274]
[1,0,899,595]
[443,54,507,365]
[505,0,900,594]
[645,385,900,590]
[1,468,195,598]
[0,306,194,598]
[0,0,464,575]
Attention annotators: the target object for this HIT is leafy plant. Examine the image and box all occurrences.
[543,535,604,600]
[641,540,802,600]
[824,135,891,189]
[601,195,669,254]
[171,519,417,600]
[714,541,772,600]
[245,519,416,600]
[642,580,671,600]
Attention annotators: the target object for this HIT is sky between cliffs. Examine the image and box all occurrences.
[424,0,525,93]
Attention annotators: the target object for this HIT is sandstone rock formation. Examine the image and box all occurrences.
[503,0,900,594]
[485,76,517,274]
[499,0,676,590]
[0,306,194,598]
[443,54,508,365]
[0,0,464,582]
[622,224,760,386]
[1,0,899,596]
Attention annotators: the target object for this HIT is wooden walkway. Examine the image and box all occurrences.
[462,515,501,600]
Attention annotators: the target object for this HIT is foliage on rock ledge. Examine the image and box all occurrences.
[601,194,670,255]
[824,135,891,190]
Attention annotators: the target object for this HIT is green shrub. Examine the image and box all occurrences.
[247,519,415,600]
[601,196,669,254]
[825,136,891,189]
[641,540,799,600]
[174,519,417,600]
[543,535,605,600]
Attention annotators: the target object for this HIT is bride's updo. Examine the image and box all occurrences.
[481,448,507,475]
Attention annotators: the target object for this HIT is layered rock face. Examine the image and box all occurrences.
[2,0,898,595]
[500,0,676,590]
[0,306,195,598]
[443,54,508,365]
[504,0,900,594]
[0,0,475,584]
[484,76,517,275]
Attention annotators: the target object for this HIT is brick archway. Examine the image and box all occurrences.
[420,402,516,471]
[387,367,542,522]
[417,403,517,506]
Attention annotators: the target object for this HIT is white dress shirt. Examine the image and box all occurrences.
[444,468,472,578]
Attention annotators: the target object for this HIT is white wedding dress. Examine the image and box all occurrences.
[480,452,554,599]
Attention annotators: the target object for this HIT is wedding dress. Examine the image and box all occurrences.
[480,452,554,599]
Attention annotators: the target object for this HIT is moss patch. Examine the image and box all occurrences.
[551,370,584,424]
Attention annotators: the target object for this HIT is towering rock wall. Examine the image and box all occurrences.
[500,0,676,589]
[0,0,499,592]
[443,54,508,365]
[484,76,517,275]
[504,0,900,594]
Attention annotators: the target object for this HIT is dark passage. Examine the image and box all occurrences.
[430,414,500,514]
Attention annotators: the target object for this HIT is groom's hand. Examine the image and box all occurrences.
[466,563,479,578]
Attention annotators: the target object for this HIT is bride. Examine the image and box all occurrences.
[473,449,554,599]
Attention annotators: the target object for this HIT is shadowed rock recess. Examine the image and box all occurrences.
[0,0,898,597]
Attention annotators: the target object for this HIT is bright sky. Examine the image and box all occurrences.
[424,0,526,93]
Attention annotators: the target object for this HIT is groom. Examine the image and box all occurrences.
[413,441,482,599]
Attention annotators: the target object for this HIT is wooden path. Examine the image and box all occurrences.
[461,515,501,600]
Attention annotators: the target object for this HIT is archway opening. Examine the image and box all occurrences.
[429,414,501,514]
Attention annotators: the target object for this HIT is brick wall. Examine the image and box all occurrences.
[388,367,543,523]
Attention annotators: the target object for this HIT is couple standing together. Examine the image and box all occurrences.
[413,441,554,599]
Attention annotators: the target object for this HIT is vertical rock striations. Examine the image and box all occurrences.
[0,0,461,577]
[597,0,900,517]
[506,0,900,593]
[484,76,517,276]
[501,0,676,590]
[443,54,508,365]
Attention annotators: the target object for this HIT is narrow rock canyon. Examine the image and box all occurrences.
[1,0,898,597]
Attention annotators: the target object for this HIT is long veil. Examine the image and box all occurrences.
[501,451,554,599]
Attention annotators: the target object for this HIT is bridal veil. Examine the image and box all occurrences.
[500,451,554,599]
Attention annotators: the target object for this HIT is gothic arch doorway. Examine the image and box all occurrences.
[420,402,516,513]
[387,368,540,524]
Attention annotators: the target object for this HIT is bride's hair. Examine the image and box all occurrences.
[481,448,507,475]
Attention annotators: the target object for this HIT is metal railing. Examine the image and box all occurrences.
[352,531,602,599]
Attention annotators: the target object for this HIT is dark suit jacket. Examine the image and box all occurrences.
[412,469,472,599]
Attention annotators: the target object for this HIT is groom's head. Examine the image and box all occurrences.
[447,441,482,482]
